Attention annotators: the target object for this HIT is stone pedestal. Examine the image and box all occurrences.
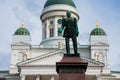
[56,54,88,80]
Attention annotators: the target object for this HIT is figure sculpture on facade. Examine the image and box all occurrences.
[58,11,79,55]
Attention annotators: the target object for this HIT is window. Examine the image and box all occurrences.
[50,28,54,37]
[50,21,54,25]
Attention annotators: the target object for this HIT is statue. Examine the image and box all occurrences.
[58,11,79,55]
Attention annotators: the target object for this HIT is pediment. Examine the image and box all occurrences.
[18,51,64,66]
[18,51,104,67]
[82,57,104,67]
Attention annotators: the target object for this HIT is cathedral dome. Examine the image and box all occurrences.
[90,27,106,35]
[44,0,76,8]
[14,20,30,35]
[14,27,30,35]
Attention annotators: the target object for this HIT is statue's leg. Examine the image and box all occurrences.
[72,36,78,54]
[65,37,70,54]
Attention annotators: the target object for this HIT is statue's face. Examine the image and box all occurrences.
[66,11,71,18]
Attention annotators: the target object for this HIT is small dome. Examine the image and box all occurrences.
[44,0,76,8]
[14,27,30,35]
[90,27,106,35]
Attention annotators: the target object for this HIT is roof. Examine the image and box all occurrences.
[111,71,120,73]
[0,70,9,79]
[90,27,106,35]
[44,0,76,8]
[0,71,9,73]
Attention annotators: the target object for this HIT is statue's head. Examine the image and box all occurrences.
[66,11,71,18]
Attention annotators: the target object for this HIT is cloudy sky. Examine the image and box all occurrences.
[0,0,120,71]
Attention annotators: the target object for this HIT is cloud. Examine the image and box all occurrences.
[0,0,120,71]
[0,0,43,70]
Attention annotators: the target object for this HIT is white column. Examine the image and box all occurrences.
[46,18,49,38]
[54,17,58,37]
[36,75,40,80]
[50,75,54,80]
[20,75,26,80]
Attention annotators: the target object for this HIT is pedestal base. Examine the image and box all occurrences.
[56,54,88,80]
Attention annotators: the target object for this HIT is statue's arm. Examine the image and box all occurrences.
[58,19,65,34]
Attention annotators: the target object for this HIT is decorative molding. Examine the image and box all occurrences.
[11,41,31,46]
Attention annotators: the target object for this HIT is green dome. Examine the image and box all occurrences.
[90,27,106,35]
[44,0,76,8]
[14,27,30,35]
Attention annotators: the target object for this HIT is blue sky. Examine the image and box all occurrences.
[0,0,120,71]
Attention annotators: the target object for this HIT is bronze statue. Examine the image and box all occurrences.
[58,11,79,55]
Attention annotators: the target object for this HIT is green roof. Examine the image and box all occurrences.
[90,27,106,35]
[44,0,76,8]
[111,71,120,73]
[14,27,30,35]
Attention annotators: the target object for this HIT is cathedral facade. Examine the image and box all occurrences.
[1,0,120,80]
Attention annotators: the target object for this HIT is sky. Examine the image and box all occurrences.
[0,0,120,71]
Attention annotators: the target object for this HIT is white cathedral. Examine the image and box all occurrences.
[1,0,120,80]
